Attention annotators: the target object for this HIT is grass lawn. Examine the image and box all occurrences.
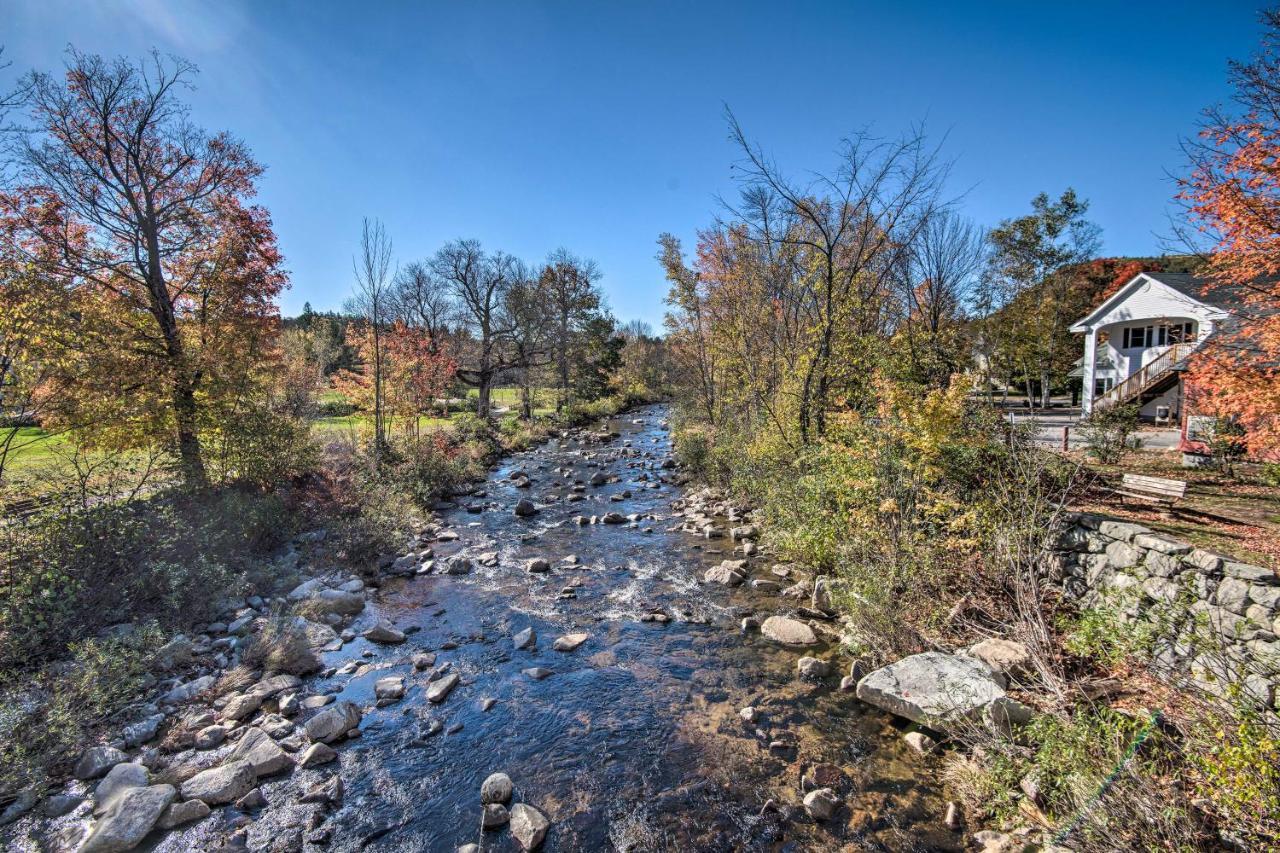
[1,426,71,471]
[465,386,558,417]
[312,413,453,436]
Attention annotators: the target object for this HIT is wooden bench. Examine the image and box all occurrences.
[1112,473,1187,507]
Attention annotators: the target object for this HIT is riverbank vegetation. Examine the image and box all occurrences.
[0,49,669,800]
[659,53,1280,845]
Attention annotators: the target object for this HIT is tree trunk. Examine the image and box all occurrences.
[172,374,207,487]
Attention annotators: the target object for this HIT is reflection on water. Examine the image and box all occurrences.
[181,406,959,852]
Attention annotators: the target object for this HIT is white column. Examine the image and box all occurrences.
[1081,329,1097,415]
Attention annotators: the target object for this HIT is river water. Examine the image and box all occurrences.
[178,405,957,852]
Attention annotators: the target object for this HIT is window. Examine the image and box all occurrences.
[1094,377,1114,397]
[1166,321,1194,344]
[1122,326,1151,348]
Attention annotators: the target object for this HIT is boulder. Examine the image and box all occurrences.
[480,772,513,804]
[164,675,216,704]
[94,763,149,815]
[797,657,830,679]
[514,498,538,517]
[526,558,551,573]
[704,562,746,586]
[964,638,1031,680]
[156,798,210,830]
[760,615,818,646]
[80,784,175,853]
[225,727,295,777]
[304,700,362,743]
[300,742,338,768]
[75,746,128,781]
[483,803,510,828]
[363,622,406,644]
[513,627,537,650]
[311,589,365,616]
[509,803,550,850]
[855,652,1006,731]
[221,693,262,721]
[375,676,406,704]
[180,760,255,806]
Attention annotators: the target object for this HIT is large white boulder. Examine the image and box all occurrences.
[855,651,1006,731]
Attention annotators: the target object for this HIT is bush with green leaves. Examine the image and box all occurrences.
[0,624,162,794]
[0,487,293,669]
[1078,403,1139,463]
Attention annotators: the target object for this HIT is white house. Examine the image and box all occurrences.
[1070,272,1237,420]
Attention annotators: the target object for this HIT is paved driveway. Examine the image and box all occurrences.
[1006,411,1181,452]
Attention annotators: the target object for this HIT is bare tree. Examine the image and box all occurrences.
[724,109,948,441]
[505,274,553,418]
[345,217,394,456]
[432,240,524,418]
[391,260,454,348]
[894,209,987,387]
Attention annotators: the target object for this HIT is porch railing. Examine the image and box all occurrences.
[1094,342,1195,411]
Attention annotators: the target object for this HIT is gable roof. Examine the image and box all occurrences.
[1070,272,1226,332]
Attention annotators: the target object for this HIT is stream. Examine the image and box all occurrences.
[168,404,956,852]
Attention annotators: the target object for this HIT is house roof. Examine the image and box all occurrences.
[1070,271,1228,332]
[1143,272,1275,310]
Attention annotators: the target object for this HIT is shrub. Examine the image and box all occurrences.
[390,433,471,509]
[1188,702,1280,845]
[1078,403,1139,463]
[1208,416,1248,476]
[317,399,355,418]
[1061,597,1156,667]
[0,487,293,668]
[1263,462,1280,487]
[0,624,161,794]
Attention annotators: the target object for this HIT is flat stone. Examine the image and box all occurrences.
[375,676,406,704]
[523,667,553,680]
[760,615,818,645]
[704,562,746,586]
[80,784,175,853]
[225,727,295,777]
[180,760,255,806]
[552,633,588,652]
[855,652,1006,731]
[426,672,460,703]
[1131,533,1191,555]
[304,700,362,743]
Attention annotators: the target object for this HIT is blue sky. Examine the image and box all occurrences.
[2,0,1267,326]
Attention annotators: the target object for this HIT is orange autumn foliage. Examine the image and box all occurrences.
[1177,14,1280,456]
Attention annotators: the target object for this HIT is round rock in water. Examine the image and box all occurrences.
[480,772,513,804]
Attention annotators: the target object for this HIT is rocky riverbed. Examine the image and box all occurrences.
[3,405,963,852]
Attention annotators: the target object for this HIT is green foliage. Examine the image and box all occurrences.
[0,489,292,668]
[451,412,497,449]
[1078,403,1139,463]
[0,625,162,793]
[1189,704,1280,845]
[1263,462,1280,487]
[1061,599,1156,666]
[1209,416,1248,475]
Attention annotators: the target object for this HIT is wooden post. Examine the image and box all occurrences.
[1062,426,1070,452]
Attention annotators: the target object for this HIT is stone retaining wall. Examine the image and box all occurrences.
[1047,513,1280,709]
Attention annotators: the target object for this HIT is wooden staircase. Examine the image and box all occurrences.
[1094,342,1195,411]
